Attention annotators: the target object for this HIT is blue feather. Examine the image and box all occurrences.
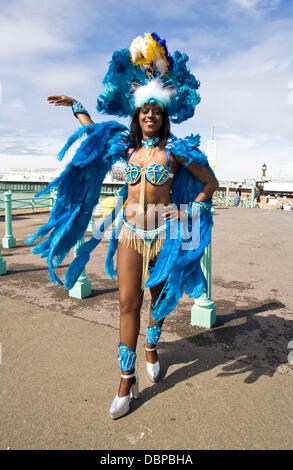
[142,136,214,322]
[25,121,129,286]
[96,46,201,124]
[26,118,214,325]
[64,184,128,290]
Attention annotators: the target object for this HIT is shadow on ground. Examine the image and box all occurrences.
[127,298,293,416]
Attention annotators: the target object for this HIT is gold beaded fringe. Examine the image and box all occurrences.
[119,222,165,288]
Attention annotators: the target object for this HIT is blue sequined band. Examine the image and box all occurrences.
[72,101,90,118]
[121,217,166,244]
[118,342,137,371]
[146,324,162,346]
[192,201,212,212]
[141,137,160,148]
[185,200,212,217]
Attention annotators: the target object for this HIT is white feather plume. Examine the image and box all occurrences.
[130,36,144,62]
[133,79,175,109]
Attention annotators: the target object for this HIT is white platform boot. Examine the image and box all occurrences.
[109,370,139,420]
[145,346,160,382]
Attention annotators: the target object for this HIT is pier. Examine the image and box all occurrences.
[1,207,293,449]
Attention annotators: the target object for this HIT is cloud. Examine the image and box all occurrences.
[0,13,72,60]
[232,0,280,12]
[0,0,293,181]
[162,13,293,179]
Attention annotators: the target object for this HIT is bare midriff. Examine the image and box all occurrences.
[124,147,179,230]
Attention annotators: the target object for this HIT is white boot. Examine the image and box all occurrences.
[145,346,160,382]
[109,370,139,420]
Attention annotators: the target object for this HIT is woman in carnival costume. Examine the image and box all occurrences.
[26,33,218,419]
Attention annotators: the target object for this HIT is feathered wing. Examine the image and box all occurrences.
[26,124,214,322]
[144,134,214,322]
[25,121,129,286]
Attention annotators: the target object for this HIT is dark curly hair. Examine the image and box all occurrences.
[127,107,171,149]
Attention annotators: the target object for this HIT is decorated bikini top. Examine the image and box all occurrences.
[124,148,173,186]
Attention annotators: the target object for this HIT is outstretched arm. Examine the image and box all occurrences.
[47,95,95,126]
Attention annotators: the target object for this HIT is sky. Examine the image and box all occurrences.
[1,0,293,180]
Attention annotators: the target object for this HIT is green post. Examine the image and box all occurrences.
[2,190,16,249]
[86,215,95,233]
[50,188,58,210]
[191,210,216,328]
[0,245,7,275]
[69,237,92,299]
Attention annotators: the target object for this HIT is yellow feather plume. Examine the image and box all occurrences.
[130,33,169,77]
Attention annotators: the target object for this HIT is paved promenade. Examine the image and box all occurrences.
[0,207,293,450]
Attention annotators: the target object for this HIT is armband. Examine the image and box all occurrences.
[72,101,90,119]
[185,200,212,218]
[192,200,212,212]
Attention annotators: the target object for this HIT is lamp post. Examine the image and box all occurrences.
[2,190,16,248]
[257,162,270,193]
[0,245,6,275]
[191,209,216,328]
[69,237,92,299]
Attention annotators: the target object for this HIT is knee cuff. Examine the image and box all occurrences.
[146,324,162,346]
[118,342,137,371]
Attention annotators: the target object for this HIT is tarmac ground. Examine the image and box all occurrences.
[0,207,293,450]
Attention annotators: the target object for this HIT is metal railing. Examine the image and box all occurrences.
[0,194,54,213]
[212,193,254,208]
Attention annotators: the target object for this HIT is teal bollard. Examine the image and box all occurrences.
[50,188,58,210]
[69,237,92,299]
[2,190,16,249]
[191,210,216,328]
[0,244,7,275]
[86,215,95,233]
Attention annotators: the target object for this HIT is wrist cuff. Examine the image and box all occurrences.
[186,201,212,217]
[72,101,90,118]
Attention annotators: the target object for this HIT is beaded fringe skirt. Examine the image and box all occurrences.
[118,218,166,288]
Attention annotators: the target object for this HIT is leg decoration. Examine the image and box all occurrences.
[110,344,139,420]
[146,324,162,346]
[118,342,137,371]
[145,325,161,382]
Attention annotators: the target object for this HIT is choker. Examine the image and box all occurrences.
[141,137,160,148]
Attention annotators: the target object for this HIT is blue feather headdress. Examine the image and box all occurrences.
[97,32,201,124]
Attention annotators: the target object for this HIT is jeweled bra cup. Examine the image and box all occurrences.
[124,164,141,185]
[145,164,170,185]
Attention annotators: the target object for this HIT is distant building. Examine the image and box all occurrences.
[262,180,293,196]
[0,164,125,195]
